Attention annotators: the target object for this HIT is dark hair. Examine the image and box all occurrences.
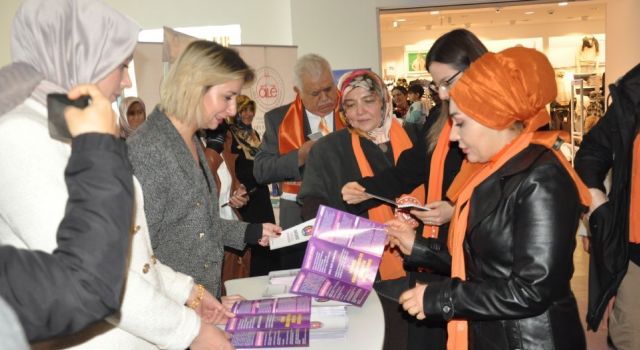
[425,29,488,152]
[408,84,424,98]
[392,85,408,95]
[426,29,488,72]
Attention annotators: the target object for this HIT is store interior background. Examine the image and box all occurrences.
[380,2,605,85]
[0,0,639,91]
[0,0,639,348]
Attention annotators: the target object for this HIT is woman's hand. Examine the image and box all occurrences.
[258,223,282,246]
[341,181,372,204]
[188,286,234,324]
[385,219,417,256]
[410,200,454,227]
[64,84,117,137]
[190,322,234,350]
[399,284,427,320]
[228,184,249,209]
[221,295,245,312]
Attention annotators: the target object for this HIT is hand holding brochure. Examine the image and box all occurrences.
[290,205,387,306]
[365,192,431,211]
[270,218,316,250]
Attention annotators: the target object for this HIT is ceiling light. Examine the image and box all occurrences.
[558,2,568,6]
[524,11,535,15]
[430,11,440,15]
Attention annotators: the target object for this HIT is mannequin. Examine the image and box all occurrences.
[576,36,600,73]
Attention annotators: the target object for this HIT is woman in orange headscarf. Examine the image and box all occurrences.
[386,47,590,350]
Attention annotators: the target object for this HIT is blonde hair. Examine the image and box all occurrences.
[160,40,254,126]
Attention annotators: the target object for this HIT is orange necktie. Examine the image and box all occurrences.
[319,117,330,136]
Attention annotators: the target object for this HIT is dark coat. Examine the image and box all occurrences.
[415,145,586,350]
[0,134,133,341]
[574,63,640,330]
[298,123,421,219]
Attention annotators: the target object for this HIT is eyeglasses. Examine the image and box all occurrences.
[429,71,462,93]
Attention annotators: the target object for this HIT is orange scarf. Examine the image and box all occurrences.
[278,94,345,194]
[424,120,452,238]
[444,131,591,350]
[352,119,425,280]
[630,134,640,243]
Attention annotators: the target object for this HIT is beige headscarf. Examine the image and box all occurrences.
[0,0,140,116]
[118,96,146,138]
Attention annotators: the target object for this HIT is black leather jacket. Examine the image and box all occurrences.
[410,145,586,350]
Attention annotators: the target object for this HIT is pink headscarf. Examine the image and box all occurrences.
[337,70,394,144]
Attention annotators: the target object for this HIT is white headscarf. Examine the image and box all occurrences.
[0,0,140,115]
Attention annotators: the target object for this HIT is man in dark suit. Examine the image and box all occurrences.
[254,53,343,270]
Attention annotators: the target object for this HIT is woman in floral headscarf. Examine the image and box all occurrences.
[387,47,591,350]
[226,95,276,276]
[298,69,425,350]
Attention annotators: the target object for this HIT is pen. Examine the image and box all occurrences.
[221,187,257,208]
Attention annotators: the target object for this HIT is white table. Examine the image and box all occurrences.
[225,276,385,350]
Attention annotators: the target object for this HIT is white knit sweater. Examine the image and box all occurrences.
[0,98,200,349]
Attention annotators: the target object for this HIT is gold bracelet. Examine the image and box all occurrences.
[188,284,205,310]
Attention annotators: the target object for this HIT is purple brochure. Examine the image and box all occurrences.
[230,328,310,348]
[226,296,312,333]
[290,206,386,306]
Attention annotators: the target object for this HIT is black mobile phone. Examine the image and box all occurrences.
[46,93,91,141]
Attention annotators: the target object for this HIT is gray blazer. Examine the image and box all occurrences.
[128,107,247,296]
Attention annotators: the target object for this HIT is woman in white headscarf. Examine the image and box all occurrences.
[118,96,147,138]
[0,1,233,349]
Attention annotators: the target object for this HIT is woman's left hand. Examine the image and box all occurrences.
[189,287,235,324]
[399,284,427,320]
[258,223,282,246]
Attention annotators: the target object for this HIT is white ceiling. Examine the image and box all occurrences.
[379,1,605,33]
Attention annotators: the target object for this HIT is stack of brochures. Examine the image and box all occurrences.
[290,205,387,306]
[263,269,349,341]
[225,295,349,348]
[226,296,312,348]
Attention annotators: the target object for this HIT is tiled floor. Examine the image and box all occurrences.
[572,242,613,350]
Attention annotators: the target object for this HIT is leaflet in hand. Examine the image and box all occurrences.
[290,205,387,306]
[270,218,316,250]
[226,296,312,348]
[365,192,431,211]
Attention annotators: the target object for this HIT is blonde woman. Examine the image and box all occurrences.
[128,40,281,297]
